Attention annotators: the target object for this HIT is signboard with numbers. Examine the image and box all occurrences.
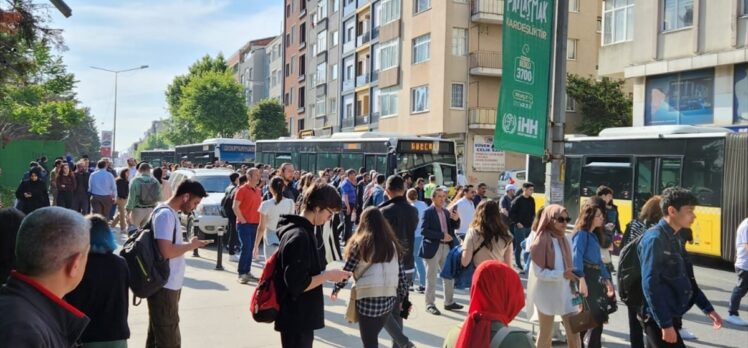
[494,0,555,156]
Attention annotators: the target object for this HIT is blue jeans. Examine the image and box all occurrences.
[513,227,530,269]
[413,235,426,287]
[237,223,258,275]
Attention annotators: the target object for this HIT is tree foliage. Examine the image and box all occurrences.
[248,99,288,140]
[176,70,247,138]
[33,107,100,157]
[566,74,632,135]
[133,131,171,160]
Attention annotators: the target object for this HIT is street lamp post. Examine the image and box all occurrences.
[91,65,149,158]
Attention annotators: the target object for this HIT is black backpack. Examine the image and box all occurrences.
[220,186,237,218]
[617,232,644,307]
[120,207,177,305]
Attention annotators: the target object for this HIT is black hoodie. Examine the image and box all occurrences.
[273,214,325,333]
[15,170,50,215]
[378,195,419,271]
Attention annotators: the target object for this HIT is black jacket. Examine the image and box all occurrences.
[0,272,90,347]
[273,215,325,333]
[509,195,536,228]
[419,206,460,259]
[64,253,130,343]
[379,196,419,270]
[74,171,90,197]
[15,179,50,214]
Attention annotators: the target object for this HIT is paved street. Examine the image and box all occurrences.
[126,244,747,348]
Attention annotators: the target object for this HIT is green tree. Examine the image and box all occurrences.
[248,99,288,140]
[35,107,101,157]
[133,132,172,160]
[175,70,247,138]
[566,74,632,135]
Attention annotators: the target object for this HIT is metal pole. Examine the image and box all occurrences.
[113,72,118,158]
[545,0,569,206]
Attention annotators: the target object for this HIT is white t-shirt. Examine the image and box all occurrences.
[152,204,185,290]
[455,197,476,236]
[736,218,748,270]
[258,198,294,231]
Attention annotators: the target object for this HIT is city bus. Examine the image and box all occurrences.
[255,132,457,186]
[527,125,748,262]
[175,138,256,166]
[140,149,176,167]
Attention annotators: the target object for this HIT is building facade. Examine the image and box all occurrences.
[599,0,748,129]
[305,0,342,135]
[284,0,309,135]
[268,35,285,102]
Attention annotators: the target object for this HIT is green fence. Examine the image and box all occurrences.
[0,140,65,195]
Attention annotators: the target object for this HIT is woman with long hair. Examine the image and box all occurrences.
[443,261,532,348]
[152,167,172,202]
[461,200,513,267]
[56,164,77,209]
[254,177,295,260]
[274,182,351,348]
[572,201,615,348]
[331,207,413,348]
[111,168,130,233]
[65,214,130,347]
[526,204,580,348]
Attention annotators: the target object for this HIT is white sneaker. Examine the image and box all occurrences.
[229,254,240,262]
[679,327,697,340]
[725,314,748,327]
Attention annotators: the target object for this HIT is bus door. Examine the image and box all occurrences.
[633,157,656,217]
[365,155,387,174]
[656,157,682,192]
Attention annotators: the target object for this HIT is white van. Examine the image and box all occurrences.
[497,170,526,196]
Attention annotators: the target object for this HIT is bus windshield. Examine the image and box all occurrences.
[397,152,457,186]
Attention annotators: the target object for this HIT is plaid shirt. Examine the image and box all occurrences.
[333,246,409,317]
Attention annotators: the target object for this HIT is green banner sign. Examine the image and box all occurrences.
[494,0,555,156]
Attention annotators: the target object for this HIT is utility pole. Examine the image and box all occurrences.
[545,0,569,206]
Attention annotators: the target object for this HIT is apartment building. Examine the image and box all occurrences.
[305,0,342,135]
[598,0,748,130]
[268,35,284,102]
[284,0,309,135]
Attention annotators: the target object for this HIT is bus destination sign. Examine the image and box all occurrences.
[399,141,437,154]
[221,145,256,153]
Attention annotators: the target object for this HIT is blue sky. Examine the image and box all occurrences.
[49,0,283,153]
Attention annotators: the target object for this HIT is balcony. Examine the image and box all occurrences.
[356,31,371,46]
[469,50,502,76]
[469,108,497,129]
[342,79,355,92]
[471,0,504,24]
[357,0,370,9]
[356,74,370,88]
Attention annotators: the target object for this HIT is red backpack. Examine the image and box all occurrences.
[250,252,281,323]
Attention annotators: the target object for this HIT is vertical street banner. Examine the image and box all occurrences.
[494,0,555,156]
[100,130,113,157]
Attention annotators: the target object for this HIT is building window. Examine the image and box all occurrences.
[411,85,429,113]
[566,93,576,112]
[344,19,356,44]
[300,23,307,44]
[451,83,465,109]
[567,39,577,60]
[454,0,467,3]
[330,97,337,114]
[286,3,291,17]
[284,92,289,106]
[331,63,338,80]
[452,28,467,56]
[298,86,305,108]
[298,119,304,132]
[333,0,339,13]
[290,56,296,74]
[645,68,714,125]
[291,25,296,44]
[603,0,634,45]
[316,62,327,85]
[378,39,399,71]
[380,0,401,25]
[317,0,327,21]
[414,0,430,14]
[380,87,399,117]
[569,0,579,12]
[734,63,748,123]
[663,0,692,32]
[331,30,339,46]
[290,87,295,105]
[317,30,327,52]
[316,95,326,116]
[597,16,602,32]
[412,34,431,64]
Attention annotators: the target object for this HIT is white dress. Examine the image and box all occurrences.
[525,235,577,320]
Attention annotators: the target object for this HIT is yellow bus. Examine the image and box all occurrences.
[527,126,748,262]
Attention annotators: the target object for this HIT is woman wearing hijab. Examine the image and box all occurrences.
[15,167,50,214]
[443,260,533,348]
[525,204,581,348]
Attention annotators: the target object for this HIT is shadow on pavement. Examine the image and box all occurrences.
[182,277,228,291]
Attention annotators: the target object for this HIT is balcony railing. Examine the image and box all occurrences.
[471,0,504,24]
[342,79,355,92]
[356,31,371,46]
[469,50,502,76]
[469,108,497,128]
[357,0,370,8]
[356,74,370,87]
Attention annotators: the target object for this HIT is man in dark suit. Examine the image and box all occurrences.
[419,187,463,315]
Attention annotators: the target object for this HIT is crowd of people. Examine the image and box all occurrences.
[0,155,747,348]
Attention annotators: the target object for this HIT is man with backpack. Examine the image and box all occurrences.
[127,162,161,229]
[637,187,722,347]
[146,179,210,347]
[222,173,242,262]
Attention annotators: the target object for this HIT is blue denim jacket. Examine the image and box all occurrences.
[638,219,714,328]
[571,230,611,280]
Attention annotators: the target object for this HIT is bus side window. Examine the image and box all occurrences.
[581,161,633,200]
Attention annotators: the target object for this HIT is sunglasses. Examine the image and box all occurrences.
[556,217,572,223]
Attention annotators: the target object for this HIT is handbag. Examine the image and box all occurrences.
[345,262,374,323]
[568,297,600,334]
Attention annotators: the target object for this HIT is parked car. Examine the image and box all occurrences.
[168,168,232,240]
[497,170,526,196]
